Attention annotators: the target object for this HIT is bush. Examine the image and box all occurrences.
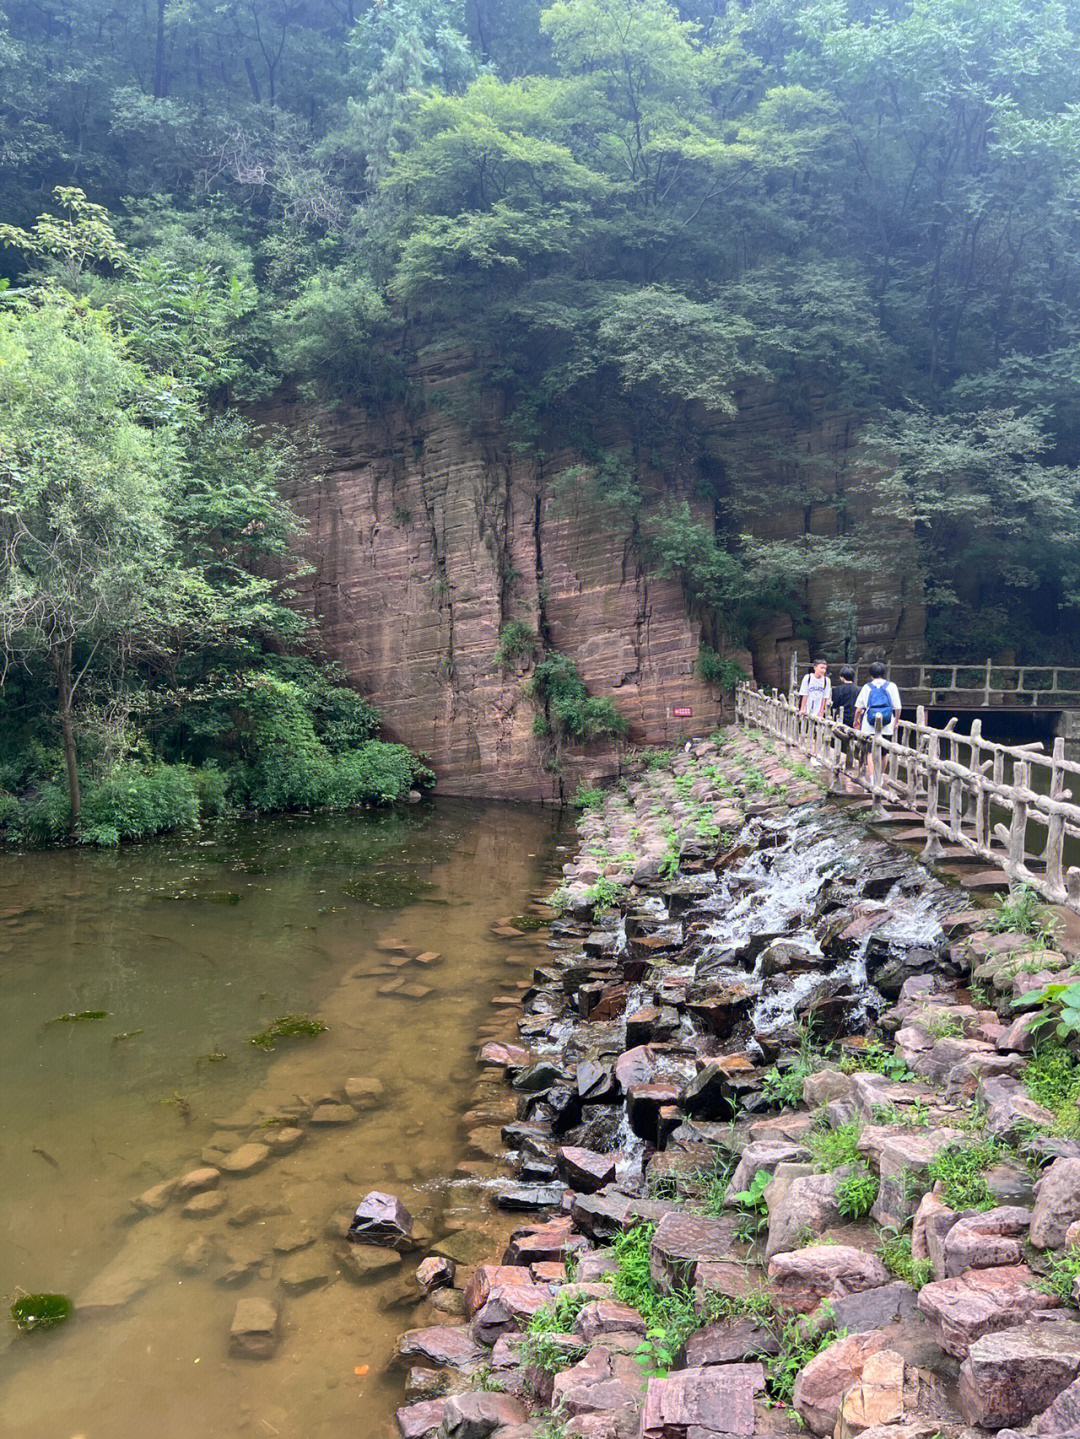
[531,653,628,744]
[495,620,540,671]
[79,762,200,845]
[698,647,749,691]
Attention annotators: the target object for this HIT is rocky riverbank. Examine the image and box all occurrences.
[380,727,1080,1439]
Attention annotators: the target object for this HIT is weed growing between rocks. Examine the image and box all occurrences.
[1021,1043,1080,1135]
[1034,1244,1080,1301]
[926,1138,1005,1210]
[876,1229,933,1289]
[765,1312,844,1406]
[988,882,1061,947]
[836,1166,879,1219]
[519,1293,589,1375]
[809,1119,862,1170]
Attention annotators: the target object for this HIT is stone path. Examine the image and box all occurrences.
[383,732,1080,1439]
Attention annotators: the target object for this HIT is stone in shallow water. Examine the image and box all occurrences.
[219,1142,270,1176]
[183,1190,227,1218]
[264,1125,304,1154]
[349,1191,414,1249]
[180,1234,216,1272]
[133,1179,176,1214]
[176,1167,220,1196]
[229,1297,278,1358]
[416,1256,454,1292]
[309,1102,356,1126]
[278,1250,333,1295]
[344,1076,385,1107]
[338,1245,402,1284]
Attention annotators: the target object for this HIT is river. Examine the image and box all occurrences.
[0,801,562,1439]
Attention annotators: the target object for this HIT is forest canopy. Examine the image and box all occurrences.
[2,0,1080,836]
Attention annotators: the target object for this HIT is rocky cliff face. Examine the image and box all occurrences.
[272,355,923,799]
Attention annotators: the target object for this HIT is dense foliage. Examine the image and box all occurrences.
[0,193,431,843]
[3,0,1080,714]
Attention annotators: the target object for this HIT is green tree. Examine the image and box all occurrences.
[0,300,178,829]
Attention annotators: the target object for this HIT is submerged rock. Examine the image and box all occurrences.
[229,1297,278,1358]
[348,1191,414,1249]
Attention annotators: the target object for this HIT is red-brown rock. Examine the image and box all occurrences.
[640,1363,765,1437]
[916,1264,1062,1357]
[958,1319,1080,1428]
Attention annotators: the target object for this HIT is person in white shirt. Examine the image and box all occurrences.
[854,661,902,779]
[798,659,831,718]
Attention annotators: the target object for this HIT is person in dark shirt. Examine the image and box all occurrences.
[832,666,859,727]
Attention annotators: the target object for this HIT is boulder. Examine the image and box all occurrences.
[836,1348,953,1439]
[219,1142,270,1176]
[980,1074,1056,1142]
[792,1331,890,1436]
[278,1250,333,1295]
[471,1282,552,1344]
[396,1399,448,1439]
[940,1206,1031,1277]
[394,1326,486,1371]
[349,1191,415,1250]
[916,1264,1062,1357]
[1023,1369,1080,1434]
[439,1392,528,1437]
[911,1191,961,1274]
[550,1344,646,1421]
[640,1363,765,1438]
[959,1318,1080,1428]
[803,1070,853,1107]
[229,1297,278,1358]
[767,1247,890,1315]
[1031,1158,1080,1250]
[345,1075,386,1106]
[871,1129,966,1229]
[133,1179,176,1214]
[724,1142,812,1207]
[765,1170,843,1258]
[573,1301,646,1342]
[559,1147,617,1193]
[649,1213,743,1293]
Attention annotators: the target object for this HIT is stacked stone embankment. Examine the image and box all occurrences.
[377,730,1080,1439]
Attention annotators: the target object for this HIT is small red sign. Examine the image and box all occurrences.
[672,706,693,718]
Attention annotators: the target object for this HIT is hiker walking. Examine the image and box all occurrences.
[831,666,859,728]
[798,659,831,718]
[854,661,902,779]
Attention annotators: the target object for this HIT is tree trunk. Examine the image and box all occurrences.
[52,641,81,836]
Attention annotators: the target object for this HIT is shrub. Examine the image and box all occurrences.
[78,762,200,845]
[495,620,540,671]
[836,1166,879,1219]
[572,784,605,811]
[1020,1043,1080,1135]
[877,1229,932,1289]
[531,653,628,744]
[927,1139,1003,1210]
[698,647,749,691]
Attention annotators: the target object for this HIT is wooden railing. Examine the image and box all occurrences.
[787,655,1080,708]
[737,684,1080,914]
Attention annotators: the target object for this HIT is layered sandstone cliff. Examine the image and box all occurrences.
[272,353,923,799]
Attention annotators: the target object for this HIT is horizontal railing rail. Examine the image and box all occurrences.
[787,655,1080,708]
[737,683,1080,914]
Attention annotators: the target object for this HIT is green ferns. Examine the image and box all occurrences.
[530,653,628,745]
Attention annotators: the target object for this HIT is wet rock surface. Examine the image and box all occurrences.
[365,734,1080,1439]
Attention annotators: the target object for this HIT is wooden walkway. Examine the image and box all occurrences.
[737,684,1080,915]
[787,655,1080,712]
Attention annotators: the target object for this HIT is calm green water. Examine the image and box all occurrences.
[0,801,561,1439]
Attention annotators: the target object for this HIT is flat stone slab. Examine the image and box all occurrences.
[229,1297,278,1358]
[310,1102,356,1125]
[959,1318,1080,1428]
[649,1213,743,1292]
[394,1325,486,1370]
[176,1167,221,1195]
[220,1142,270,1176]
[683,1315,779,1365]
[641,1363,764,1437]
[917,1264,1062,1357]
[395,1399,447,1439]
[182,1190,227,1218]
